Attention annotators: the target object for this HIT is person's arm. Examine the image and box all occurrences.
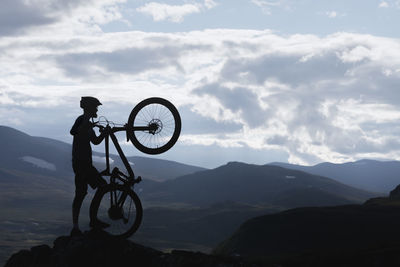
[90,125,107,145]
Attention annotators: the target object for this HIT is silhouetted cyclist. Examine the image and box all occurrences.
[70,96,109,236]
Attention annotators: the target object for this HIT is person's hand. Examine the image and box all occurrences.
[100,125,111,135]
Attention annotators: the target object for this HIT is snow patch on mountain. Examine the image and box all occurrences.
[21,156,56,171]
[93,156,114,164]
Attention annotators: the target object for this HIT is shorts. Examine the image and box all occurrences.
[72,160,107,196]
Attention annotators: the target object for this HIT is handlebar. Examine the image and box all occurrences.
[93,123,126,133]
[93,123,130,143]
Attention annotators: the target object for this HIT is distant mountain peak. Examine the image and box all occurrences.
[226,161,246,166]
[0,125,30,138]
[269,159,400,193]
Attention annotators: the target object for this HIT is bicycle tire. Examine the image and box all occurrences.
[127,97,181,155]
[90,184,143,238]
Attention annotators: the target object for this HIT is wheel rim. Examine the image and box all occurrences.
[95,186,141,237]
[131,102,179,152]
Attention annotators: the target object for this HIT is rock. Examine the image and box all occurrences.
[389,184,400,199]
[31,245,52,265]
[5,229,260,267]
[5,250,33,267]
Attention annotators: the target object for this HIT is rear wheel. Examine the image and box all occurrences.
[90,184,142,238]
[127,97,181,155]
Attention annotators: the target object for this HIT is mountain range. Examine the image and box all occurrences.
[1,125,385,212]
[271,160,400,193]
[1,125,399,266]
[0,125,205,183]
[140,161,375,208]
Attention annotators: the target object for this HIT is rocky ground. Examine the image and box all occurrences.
[4,229,261,267]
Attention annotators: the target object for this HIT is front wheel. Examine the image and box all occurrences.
[90,184,143,238]
[127,97,181,155]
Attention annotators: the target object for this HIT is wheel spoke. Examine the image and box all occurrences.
[92,185,142,238]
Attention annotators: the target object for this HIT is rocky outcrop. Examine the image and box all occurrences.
[364,183,400,205]
[389,184,400,199]
[215,191,400,267]
[5,229,258,267]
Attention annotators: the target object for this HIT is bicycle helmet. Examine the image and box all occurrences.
[80,96,102,109]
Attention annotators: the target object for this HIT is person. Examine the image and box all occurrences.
[70,96,109,236]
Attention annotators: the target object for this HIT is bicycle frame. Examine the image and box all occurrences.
[95,124,153,184]
[92,124,146,223]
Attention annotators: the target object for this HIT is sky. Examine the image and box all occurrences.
[1,0,400,168]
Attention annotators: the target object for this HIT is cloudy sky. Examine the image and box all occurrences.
[1,0,400,168]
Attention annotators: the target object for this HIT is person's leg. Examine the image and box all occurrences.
[87,165,107,189]
[71,161,88,235]
[72,190,87,229]
[88,166,110,228]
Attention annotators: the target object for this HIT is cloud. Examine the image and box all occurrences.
[326,11,337,18]
[137,2,201,23]
[320,10,346,19]
[377,0,400,8]
[1,29,400,165]
[0,0,56,36]
[193,84,269,128]
[251,0,286,14]
[136,1,216,23]
[379,1,389,8]
[0,0,125,36]
[179,105,243,134]
[220,52,352,86]
[52,46,183,78]
[204,0,218,9]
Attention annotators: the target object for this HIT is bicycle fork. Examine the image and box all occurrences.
[107,168,140,224]
[108,189,129,223]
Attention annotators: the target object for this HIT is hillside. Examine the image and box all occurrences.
[0,125,206,218]
[0,125,207,231]
[0,126,72,178]
[142,161,377,208]
[126,156,206,182]
[270,160,400,193]
[133,202,278,252]
[0,125,205,183]
[214,195,400,266]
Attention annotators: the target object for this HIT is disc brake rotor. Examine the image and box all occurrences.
[148,119,163,134]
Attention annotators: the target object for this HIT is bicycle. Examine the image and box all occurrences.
[89,97,181,238]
